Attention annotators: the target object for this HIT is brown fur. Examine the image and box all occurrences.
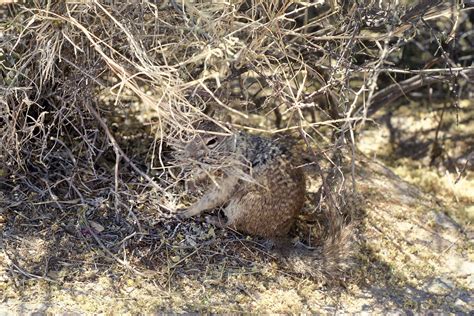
[179,122,305,238]
[178,121,353,278]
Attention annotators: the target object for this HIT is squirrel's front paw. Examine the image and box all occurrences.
[177,207,198,219]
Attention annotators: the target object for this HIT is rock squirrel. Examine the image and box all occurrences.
[177,121,353,278]
[179,121,305,238]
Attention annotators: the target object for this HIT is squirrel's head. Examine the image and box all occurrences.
[183,120,236,161]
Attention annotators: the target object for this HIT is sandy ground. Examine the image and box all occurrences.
[1,101,473,314]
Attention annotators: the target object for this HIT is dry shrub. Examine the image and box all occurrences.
[0,0,472,280]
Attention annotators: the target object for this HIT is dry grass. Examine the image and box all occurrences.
[0,0,473,313]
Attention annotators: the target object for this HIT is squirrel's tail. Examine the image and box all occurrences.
[285,221,354,280]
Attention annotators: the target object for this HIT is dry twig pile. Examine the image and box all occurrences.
[0,0,472,286]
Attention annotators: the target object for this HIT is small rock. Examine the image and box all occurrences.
[446,256,474,277]
[467,275,474,291]
[453,297,470,311]
[425,278,454,295]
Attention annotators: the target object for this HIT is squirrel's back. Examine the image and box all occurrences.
[224,132,306,238]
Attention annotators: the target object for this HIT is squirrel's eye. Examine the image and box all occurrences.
[206,137,218,147]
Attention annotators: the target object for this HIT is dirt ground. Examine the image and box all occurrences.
[1,1,473,313]
[0,100,473,314]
